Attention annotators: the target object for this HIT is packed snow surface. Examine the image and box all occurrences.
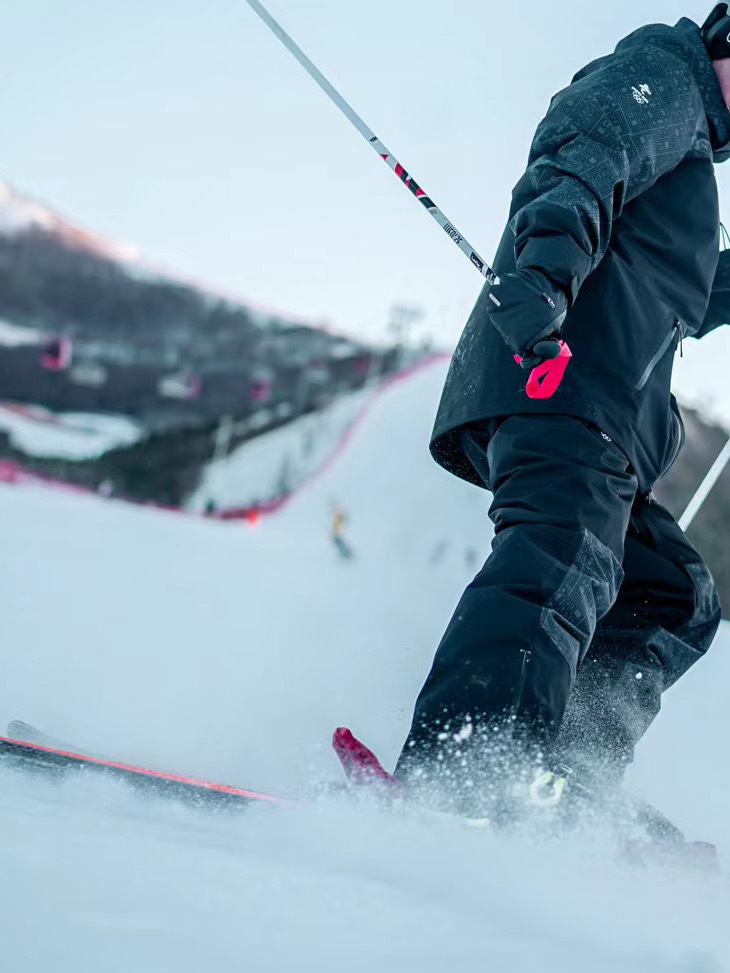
[0,361,728,972]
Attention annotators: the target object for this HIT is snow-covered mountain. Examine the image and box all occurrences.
[0,177,407,515]
[0,359,728,972]
[0,178,359,333]
[0,180,140,264]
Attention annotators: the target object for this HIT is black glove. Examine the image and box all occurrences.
[487,270,568,369]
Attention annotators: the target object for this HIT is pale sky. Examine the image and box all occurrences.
[1,0,730,421]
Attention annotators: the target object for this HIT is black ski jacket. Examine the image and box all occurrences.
[431,18,730,495]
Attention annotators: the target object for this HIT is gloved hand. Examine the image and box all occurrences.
[487,270,568,369]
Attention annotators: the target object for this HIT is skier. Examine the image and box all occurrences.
[395,8,730,817]
[331,502,355,560]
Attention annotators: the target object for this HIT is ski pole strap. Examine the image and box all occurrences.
[241,0,496,282]
[514,340,572,399]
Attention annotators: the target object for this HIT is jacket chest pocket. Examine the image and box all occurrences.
[633,320,681,391]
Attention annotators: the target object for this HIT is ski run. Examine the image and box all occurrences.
[1,360,729,972]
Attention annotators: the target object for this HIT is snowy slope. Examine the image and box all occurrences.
[0,404,142,459]
[0,360,729,973]
[189,385,372,512]
[189,359,450,515]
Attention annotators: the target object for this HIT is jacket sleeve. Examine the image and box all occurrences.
[695,248,730,337]
[509,49,708,305]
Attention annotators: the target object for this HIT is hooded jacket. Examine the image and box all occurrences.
[431,17,730,495]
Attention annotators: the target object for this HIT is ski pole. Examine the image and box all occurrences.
[678,433,730,531]
[241,0,495,283]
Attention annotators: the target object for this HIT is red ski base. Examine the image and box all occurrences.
[0,734,298,810]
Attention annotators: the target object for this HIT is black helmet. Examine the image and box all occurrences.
[702,3,730,59]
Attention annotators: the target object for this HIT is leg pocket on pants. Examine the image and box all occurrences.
[681,560,721,634]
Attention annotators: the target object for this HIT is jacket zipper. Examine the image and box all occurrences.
[634,322,681,391]
[510,649,531,719]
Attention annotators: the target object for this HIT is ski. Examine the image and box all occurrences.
[5,719,718,872]
[7,719,103,756]
[0,728,298,811]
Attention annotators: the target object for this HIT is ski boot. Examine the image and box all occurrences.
[527,764,718,870]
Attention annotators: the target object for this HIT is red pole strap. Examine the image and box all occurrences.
[514,341,573,399]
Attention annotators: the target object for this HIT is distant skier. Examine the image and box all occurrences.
[396,9,730,817]
[331,502,354,560]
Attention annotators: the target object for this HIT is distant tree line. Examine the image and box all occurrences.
[0,228,259,357]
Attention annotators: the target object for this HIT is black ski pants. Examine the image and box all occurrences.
[396,415,721,786]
